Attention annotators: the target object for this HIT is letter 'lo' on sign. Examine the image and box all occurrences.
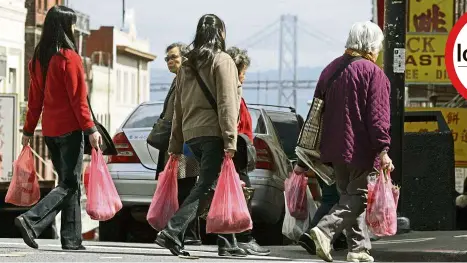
[445,13,467,100]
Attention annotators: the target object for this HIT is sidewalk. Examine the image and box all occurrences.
[365,231,467,262]
[269,231,467,262]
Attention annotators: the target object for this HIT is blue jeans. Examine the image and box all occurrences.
[310,177,340,228]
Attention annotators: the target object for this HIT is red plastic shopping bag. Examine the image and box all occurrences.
[206,154,253,234]
[366,170,399,236]
[284,171,309,220]
[83,164,90,193]
[86,148,122,221]
[147,156,179,231]
[5,146,40,206]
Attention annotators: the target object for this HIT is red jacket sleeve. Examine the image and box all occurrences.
[64,52,96,135]
[23,60,44,136]
[237,98,253,142]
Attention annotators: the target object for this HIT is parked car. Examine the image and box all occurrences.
[99,101,302,244]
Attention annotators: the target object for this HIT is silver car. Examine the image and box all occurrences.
[100,101,296,245]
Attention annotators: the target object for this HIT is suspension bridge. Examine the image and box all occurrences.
[150,15,343,109]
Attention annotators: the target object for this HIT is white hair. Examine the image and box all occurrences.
[345,21,384,54]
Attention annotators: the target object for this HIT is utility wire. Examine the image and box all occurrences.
[297,25,343,48]
[298,19,344,44]
[243,29,279,49]
[234,19,280,47]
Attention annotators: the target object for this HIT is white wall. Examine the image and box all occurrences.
[90,65,114,133]
[0,0,27,102]
[108,28,152,134]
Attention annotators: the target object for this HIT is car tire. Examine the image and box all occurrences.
[99,208,129,242]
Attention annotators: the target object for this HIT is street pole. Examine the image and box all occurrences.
[383,0,406,187]
[122,0,126,29]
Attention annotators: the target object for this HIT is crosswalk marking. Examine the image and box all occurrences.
[373,237,435,244]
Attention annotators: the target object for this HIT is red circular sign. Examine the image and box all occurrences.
[446,13,467,100]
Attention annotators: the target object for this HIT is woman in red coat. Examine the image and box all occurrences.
[16,6,101,251]
[226,47,270,256]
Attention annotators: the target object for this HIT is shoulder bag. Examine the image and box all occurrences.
[84,96,118,156]
[295,55,362,185]
[146,82,176,151]
[188,65,257,172]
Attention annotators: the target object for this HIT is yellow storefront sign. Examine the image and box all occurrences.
[405,108,467,167]
[405,34,449,84]
[404,0,454,84]
[408,0,454,33]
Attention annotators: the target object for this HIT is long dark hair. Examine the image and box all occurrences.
[187,14,226,67]
[32,5,78,81]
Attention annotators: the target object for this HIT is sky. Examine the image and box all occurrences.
[69,0,374,72]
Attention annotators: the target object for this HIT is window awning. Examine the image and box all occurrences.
[116,45,157,62]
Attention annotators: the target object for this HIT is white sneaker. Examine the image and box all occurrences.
[347,251,374,262]
[309,227,333,262]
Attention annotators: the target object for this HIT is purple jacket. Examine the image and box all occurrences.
[314,55,391,170]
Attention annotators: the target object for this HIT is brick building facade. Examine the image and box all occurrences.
[24,0,63,101]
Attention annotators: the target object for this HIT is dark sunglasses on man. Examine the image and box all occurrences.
[165,54,180,62]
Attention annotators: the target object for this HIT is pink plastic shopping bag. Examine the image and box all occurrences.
[366,170,399,236]
[86,148,123,221]
[5,146,40,207]
[206,154,253,234]
[284,171,309,220]
[147,156,179,231]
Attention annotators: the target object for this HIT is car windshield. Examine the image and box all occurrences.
[123,103,164,128]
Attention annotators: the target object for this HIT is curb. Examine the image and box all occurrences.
[370,249,467,262]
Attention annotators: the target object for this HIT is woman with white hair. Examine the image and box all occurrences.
[294,21,394,262]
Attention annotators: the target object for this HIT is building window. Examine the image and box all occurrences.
[8,68,17,94]
[131,73,136,104]
[44,0,48,11]
[123,72,129,104]
[116,70,121,103]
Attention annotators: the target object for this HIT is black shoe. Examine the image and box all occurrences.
[238,238,270,256]
[14,216,38,249]
[62,245,86,250]
[332,235,347,251]
[298,233,316,255]
[217,235,248,257]
[218,247,248,257]
[184,237,202,246]
[155,232,190,257]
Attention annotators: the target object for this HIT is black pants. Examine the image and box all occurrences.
[21,131,84,247]
[178,177,199,241]
[160,136,224,247]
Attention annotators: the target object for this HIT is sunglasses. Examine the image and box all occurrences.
[165,55,180,62]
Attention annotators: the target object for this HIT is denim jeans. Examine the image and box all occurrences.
[160,136,224,247]
[310,176,340,228]
[21,130,84,247]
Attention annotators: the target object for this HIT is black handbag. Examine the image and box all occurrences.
[84,96,118,156]
[146,81,176,150]
[189,65,256,171]
[234,133,257,172]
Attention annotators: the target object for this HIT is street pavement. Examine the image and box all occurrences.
[0,238,345,262]
[1,231,467,262]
